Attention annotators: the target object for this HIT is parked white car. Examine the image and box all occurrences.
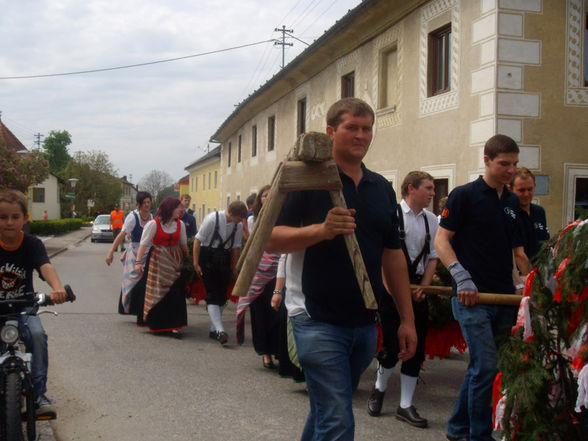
[90,214,113,242]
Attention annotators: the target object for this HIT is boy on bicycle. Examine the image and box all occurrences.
[0,189,67,418]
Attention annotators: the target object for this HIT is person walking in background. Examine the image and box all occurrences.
[193,201,247,345]
[105,191,153,315]
[435,134,527,441]
[42,210,48,220]
[242,192,257,240]
[267,98,416,441]
[271,253,305,382]
[133,197,188,338]
[179,194,197,238]
[236,185,281,368]
[110,204,125,252]
[367,171,439,428]
[511,167,549,271]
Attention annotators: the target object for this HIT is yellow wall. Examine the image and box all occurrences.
[188,160,221,226]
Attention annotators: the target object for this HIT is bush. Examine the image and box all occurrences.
[29,218,85,236]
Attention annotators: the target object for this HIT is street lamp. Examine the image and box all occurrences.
[68,178,79,218]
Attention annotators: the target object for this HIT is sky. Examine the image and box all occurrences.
[0,0,362,185]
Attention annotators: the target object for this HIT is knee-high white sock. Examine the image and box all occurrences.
[208,305,224,333]
[399,373,418,408]
[375,364,394,392]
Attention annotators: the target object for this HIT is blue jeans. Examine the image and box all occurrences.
[291,313,377,441]
[447,297,517,441]
[18,314,49,397]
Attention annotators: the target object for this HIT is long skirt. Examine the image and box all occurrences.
[128,245,187,332]
[118,243,147,314]
[249,279,281,356]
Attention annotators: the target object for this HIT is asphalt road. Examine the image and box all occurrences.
[36,237,471,441]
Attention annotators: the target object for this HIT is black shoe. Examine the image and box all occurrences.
[396,405,427,428]
[263,359,276,369]
[446,435,468,441]
[209,331,217,340]
[170,330,182,339]
[217,331,228,345]
[367,388,385,416]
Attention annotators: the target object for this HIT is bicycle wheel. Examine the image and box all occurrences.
[4,372,24,441]
[23,380,36,441]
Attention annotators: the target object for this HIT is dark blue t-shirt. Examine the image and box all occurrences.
[0,234,50,313]
[276,164,400,327]
[181,212,197,238]
[440,176,522,294]
[517,203,549,261]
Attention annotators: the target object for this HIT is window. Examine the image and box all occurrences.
[32,188,45,203]
[429,24,451,96]
[238,135,242,163]
[267,116,275,151]
[226,196,230,208]
[379,45,399,109]
[251,125,257,157]
[575,177,588,220]
[208,172,211,190]
[297,98,306,135]
[228,142,232,167]
[433,178,449,215]
[202,173,205,191]
[201,204,206,220]
[214,170,218,188]
[341,71,355,98]
[585,15,588,87]
[195,176,198,192]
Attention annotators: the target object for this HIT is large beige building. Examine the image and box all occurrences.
[211,0,588,231]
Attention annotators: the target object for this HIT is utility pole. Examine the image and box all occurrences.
[274,25,294,69]
[34,132,44,149]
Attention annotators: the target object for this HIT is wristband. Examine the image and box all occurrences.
[448,262,477,293]
[272,290,283,295]
[515,283,525,290]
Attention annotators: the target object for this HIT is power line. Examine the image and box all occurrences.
[0,40,275,80]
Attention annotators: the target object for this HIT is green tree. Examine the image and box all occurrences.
[43,130,72,175]
[60,150,122,217]
[139,170,173,201]
[0,138,49,192]
[155,184,176,207]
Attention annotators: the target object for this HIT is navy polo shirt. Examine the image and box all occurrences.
[517,203,549,261]
[276,163,400,327]
[440,176,522,294]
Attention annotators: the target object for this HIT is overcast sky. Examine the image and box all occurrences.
[0,0,361,184]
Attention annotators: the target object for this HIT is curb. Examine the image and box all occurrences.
[47,232,92,259]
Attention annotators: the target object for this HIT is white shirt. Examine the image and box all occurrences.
[399,199,439,275]
[122,210,153,234]
[139,219,187,248]
[196,210,243,249]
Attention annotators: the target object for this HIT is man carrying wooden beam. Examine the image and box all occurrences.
[435,134,527,441]
[267,98,417,441]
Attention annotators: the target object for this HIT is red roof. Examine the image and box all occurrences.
[0,119,27,152]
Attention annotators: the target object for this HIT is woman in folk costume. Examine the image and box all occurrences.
[105,191,153,315]
[133,196,189,338]
[236,185,281,368]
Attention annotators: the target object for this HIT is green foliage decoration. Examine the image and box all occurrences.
[498,220,588,441]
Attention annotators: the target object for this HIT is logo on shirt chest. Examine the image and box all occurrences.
[504,206,516,220]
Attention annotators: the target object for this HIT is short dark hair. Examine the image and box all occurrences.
[252,185,271,217]
[246,193,256,208]
[512,167,536,185]
[484,134,519,160]
[136,191,152,206]
[0,189,27,216]
[400,171,435,198]
[228,200,248,219]
[326,98,375,130]
[156,196,181,224]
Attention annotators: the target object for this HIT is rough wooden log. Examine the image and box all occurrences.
[330,190,377,310]
[410,284,523,306]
